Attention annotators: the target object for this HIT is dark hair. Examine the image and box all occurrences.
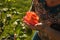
[50,23,60,32]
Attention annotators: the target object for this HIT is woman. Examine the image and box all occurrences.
[23,0,60,40]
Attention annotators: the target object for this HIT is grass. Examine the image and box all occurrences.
[0,0,35,40]
[0,0,34,40]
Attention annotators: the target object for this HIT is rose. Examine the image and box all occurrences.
[23,11,39,26]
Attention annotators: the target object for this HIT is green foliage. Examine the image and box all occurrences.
[0,0,33,40]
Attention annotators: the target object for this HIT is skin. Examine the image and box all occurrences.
[45,0,60,7]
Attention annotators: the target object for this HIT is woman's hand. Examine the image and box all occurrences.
[23,11,51,30]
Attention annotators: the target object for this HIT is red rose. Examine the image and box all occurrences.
[23,11,39,26]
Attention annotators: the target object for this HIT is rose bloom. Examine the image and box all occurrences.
[23,11,39,26]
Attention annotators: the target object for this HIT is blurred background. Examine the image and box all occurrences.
[0,0,34,40]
